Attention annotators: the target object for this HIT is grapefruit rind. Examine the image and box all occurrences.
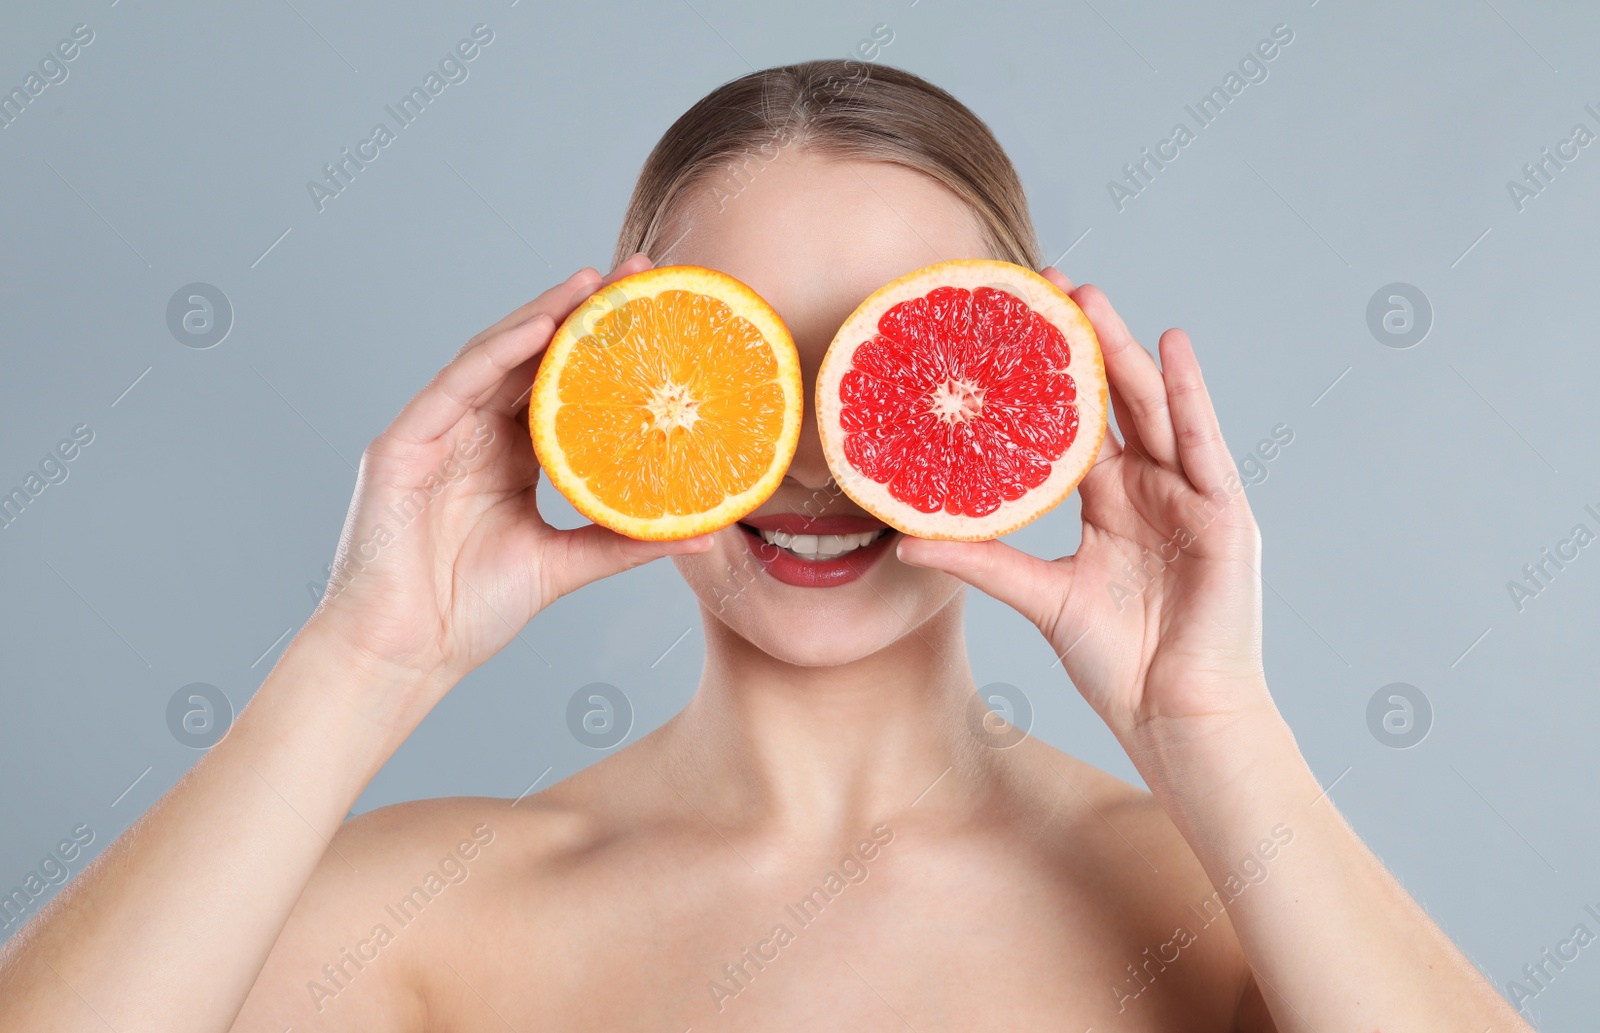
[816,260,1107,542]
[529,265,804,541]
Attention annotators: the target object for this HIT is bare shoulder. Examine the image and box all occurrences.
[1002,738,1199,876]
[998,738,1260,1024]
[233,747,692,1032]
[231,794,584,1032]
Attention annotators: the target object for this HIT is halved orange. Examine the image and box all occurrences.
[529,266,803,541]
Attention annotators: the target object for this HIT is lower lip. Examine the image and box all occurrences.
[736,524,897,588]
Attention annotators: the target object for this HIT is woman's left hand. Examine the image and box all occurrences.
[898,270,1274,750]
[900,273,1536,1033]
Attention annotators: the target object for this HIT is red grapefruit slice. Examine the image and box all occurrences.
[817,260,1107,541]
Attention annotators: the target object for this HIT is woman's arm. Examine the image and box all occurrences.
[0,631,436,1033]
[1128,693,1516,1030]
[0,257,708,1033]
[900,271,1528,1032]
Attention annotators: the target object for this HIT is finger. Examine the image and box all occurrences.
[486,252,658,418]
[896,537,1068,634]
[1078,291,1151,466]
[1072,285,1178,468]
[1106,380,1154,472]
[466,268,603,351]
[600,251,653,286]
[388,313,557,445]
[440,269,604,427]
[542,524,714,600]
[1093,424,1122,464]
[1043,271,1120,473]
[1040,266,1076,292]
[1159,328,1238,493]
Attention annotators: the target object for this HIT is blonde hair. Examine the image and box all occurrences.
[613,60,1041,271]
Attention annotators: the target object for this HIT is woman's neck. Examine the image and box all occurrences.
[655,595,981,843]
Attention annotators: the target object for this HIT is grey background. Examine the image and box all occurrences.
[2,0,1597,1024]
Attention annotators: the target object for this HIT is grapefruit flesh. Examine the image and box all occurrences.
[529,265,803,541]
[816,260,1107,541]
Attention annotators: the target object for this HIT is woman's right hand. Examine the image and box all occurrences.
[308,255,710,697]
[0,263,708,1033]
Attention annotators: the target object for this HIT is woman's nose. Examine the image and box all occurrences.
[785,405,833,489]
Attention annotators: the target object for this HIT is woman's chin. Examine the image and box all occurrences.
[710,602,920,667]
[674,539,963,668]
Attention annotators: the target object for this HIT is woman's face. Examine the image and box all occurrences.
[658,150,995,666]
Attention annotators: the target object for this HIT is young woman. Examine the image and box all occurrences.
[0,62,1525,1032]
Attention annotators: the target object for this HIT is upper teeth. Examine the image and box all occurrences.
[758,529,884,559]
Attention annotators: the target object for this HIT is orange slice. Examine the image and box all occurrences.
[529,266,803,541]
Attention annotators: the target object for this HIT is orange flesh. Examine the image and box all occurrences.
[553,290,787,518]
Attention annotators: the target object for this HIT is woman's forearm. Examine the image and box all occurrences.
[1128,694,1528,1032]
[0,626,439,1033]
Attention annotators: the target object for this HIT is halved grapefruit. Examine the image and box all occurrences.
[816,260,1107,541]
[529,265,803,541]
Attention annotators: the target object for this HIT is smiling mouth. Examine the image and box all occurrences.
[732,516,898,588]
[738,524,894,561]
